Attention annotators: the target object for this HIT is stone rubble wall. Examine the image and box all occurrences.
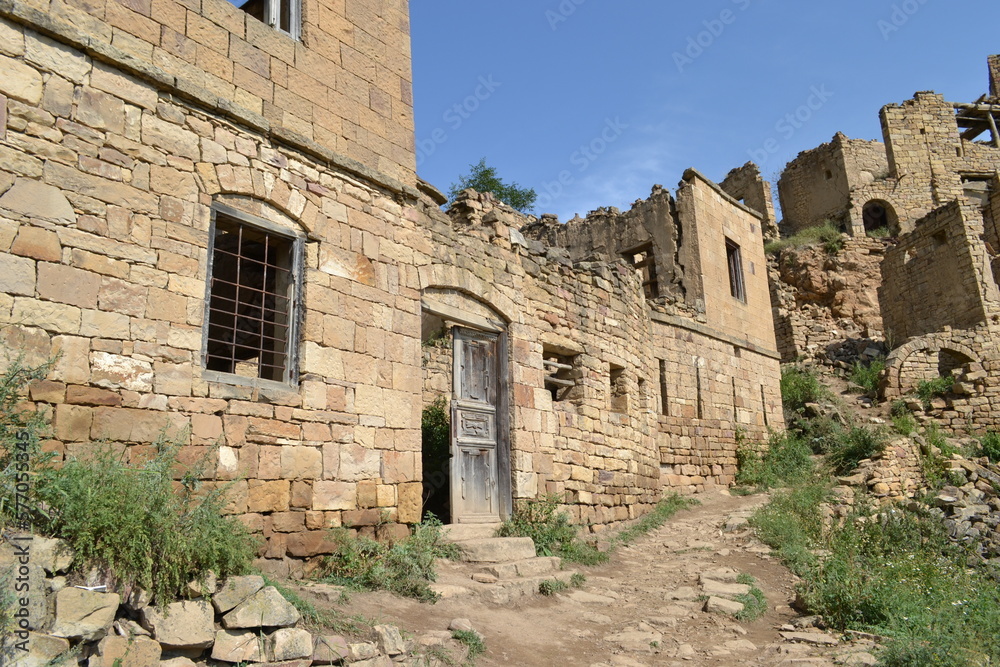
[719,161,779,240]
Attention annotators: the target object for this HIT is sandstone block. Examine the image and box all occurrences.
[211,629,267,663]
[13,632,72,666]
[37,262,101,309]
[33,536,74,574]
[285,531,338,557]
[140,600,214,649]
[50,588,119,641]
[701,579,751,599]
[458,538,536,563]
[0,253,36,296]
[221,586,301,629]
[312,480,356,511]
[0,53,42,103]
[281,446,323,479]
[90,351,153,392]
[270,628,314,661]
[11,226,61,261]
[372,625,405,656]
[91,635,161,667]
[248,479,290,512]
[65,385,121,407]
[704,596,745,615]
[212,575,265,613]
[397,482,422,524]
[312,634,350,664]
[0,181,70,224]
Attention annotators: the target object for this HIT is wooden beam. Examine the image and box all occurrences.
[988,106,1000,149]
[544,376,575,388]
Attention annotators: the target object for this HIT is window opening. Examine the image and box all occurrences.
[204,211,300,383]
[637,377,647,413]
[622,243,659,298]
[610,363,627,414]
[236,0,301,39]
[658,359,669,416]
[760,384,769,427]
[543,348,580,401]
[725,239,746,303]
[695,362,704,420]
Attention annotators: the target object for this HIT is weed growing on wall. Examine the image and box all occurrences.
[764,223,844,255]
[496,493,608,565]
[735,431,814,491]
[847,357,885,395]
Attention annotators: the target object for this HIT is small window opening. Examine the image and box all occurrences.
[824,169,833,180]
[236,0,301,39]
[658,359,669,416]
[543,347,581,402]
[637,377,647,413]
[760,384,769,428]
[725,239,746,303]
[205,212,299,383]
[932,230,948,247]
[695,361,704,420]
[622,243,659,298]
[609,363,627,414]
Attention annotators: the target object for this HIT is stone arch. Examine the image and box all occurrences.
[418,263,519,327]
[882,335,980,398]
[862,199,899,236]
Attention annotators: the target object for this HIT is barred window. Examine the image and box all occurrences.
[204,207,302,384]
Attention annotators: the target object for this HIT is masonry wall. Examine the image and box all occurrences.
[0,0,415,185]
[0,10,426,577]
[719,162,778,240]
[991,55,1000,99]
[879,201,999,342]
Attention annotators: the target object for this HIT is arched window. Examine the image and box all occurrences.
[862,200,898,236]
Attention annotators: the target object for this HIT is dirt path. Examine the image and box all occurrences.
[297,490,876,666]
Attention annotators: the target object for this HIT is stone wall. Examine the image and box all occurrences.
[777,134,888,235]
[991,55,1000,99]
[879,201,1000,342]
[719,162,779,240]
[0,0,415,185]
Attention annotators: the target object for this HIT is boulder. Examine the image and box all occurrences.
[704,596,745,614]
[311,635,350,664]
[270,628,313,660]
[50,588,120,641]
[90,635,162,667]
[10,632,72,666]
[220,586,300,629]
[212,575,265,613]
[33,537,74,575]
[140,600,214,649]
[372,625,405,656]
[211,629,267,663]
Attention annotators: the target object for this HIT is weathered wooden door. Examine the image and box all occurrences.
[451,328,501,522]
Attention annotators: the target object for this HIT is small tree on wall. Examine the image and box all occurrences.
[448,158,538,213]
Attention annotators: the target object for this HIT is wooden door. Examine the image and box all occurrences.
[451,328,501,522]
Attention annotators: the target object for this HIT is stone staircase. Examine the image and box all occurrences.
[431,524,578,604]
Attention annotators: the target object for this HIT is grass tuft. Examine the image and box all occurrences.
[765,222,844,255]
[848,358,885,395]
[736,431,814,491]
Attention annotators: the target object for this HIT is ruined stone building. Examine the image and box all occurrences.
[768,55,1000,433]
[0,0,782,573]
[778,56,1000,239]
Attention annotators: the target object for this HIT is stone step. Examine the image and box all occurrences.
[454,537,537,563]
[480,556,561,580]
[441,523,500,543]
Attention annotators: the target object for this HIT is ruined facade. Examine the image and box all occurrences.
[0,0,782,572]
[778,57,1000,239]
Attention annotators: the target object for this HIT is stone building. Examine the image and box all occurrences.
[0,0,781,573]
[778,56,1000,238]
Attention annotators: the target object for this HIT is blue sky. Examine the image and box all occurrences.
[410,1,999,222]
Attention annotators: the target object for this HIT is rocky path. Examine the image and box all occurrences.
[301,490,879,666]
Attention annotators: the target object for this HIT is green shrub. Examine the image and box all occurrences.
[496,494,608,565]
[538,578,568,596]
[890,400,909,418]
[33,437,257,604]
[734,573,767,622]
[736,431,814,491]
[866,226,891,239]
[794,413,846,455]
[750,482,829,575]
[764,223,844,255]
[978,432,1000,463]
[826,426,887,475]
[780,366,826,415]
[0,567,15,663]
[614,494,698,547]
[319,515,457,602]
[421,398,450,520]
[452,629,485,663]
[570,572,586,587]
[892,413,917,436]
[917,375,954,406]
[848,358,885,395]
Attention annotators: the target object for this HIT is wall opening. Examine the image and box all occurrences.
[658,359,669,416]
[725,239,746,303]
[543,346,581,402]
[622,243,659,298]
[938,348,973,378]
[863,200,898,236]
[610,363,627,413]
[637,377,648,413]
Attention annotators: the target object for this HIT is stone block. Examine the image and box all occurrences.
[0,253,36,296]
[284,531,336,558]
[11,226,61,261]
[140,600,214,649]
[54,403,92,441]
[704,596,744,615]
[372,625,405,656]
[29,379,66,403]
[0,53,42,103]
[221,586,301,629]
[248,479,290,512]
[212,575,265,614]
[91,635,161,667]
[270,628,314,661]
[65,385,121,407]
[397,482,422,524]
[33,537,74,575]
[457,537,536,563]
[312,480,356,511]
[211,629,267,663]
[281,445,323,479]
[50,588,120,641]
[13,632,72,666]
[90,352,153,392]
[312,634,350,664]
[0,179,75,223]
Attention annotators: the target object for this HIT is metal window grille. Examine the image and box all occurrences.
[205,215,296,382]
[726,239,746,303]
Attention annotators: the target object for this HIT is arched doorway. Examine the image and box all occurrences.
[862,200,898,236]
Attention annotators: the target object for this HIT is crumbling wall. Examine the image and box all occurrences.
[719,162,779,240]
[777,134,888,235]
[879,201,999,342]
[769,236,887,363]
[990,55,1000,99]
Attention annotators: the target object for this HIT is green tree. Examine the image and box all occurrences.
[448,158,537,213]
